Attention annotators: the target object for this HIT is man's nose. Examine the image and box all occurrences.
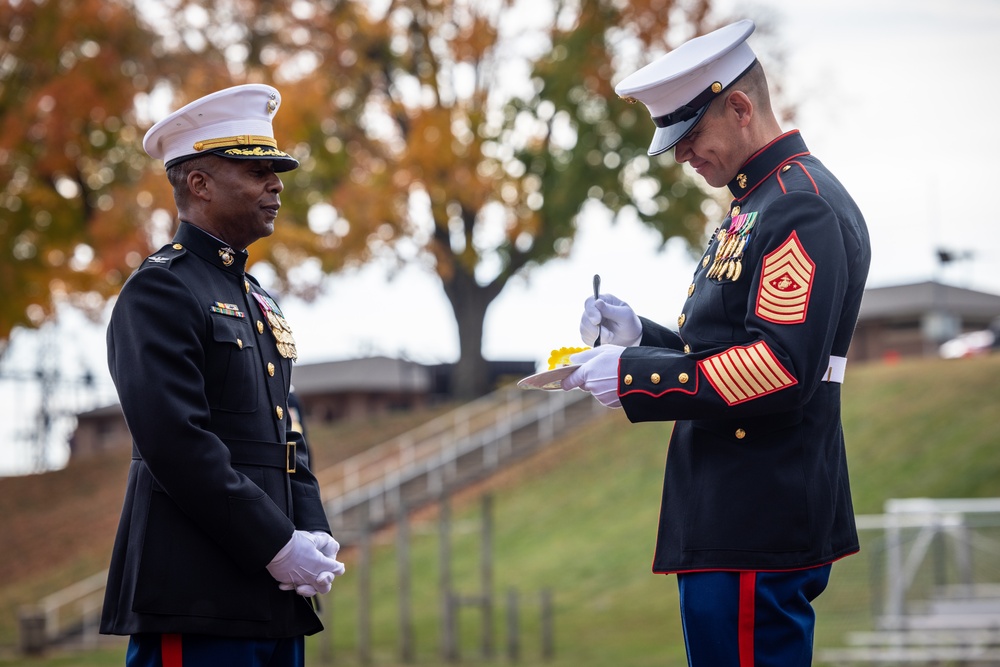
[673,140,691,163]
[269,174,284,193]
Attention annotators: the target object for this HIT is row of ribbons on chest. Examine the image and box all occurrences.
[209,293,297,360]
[707,211,757,282]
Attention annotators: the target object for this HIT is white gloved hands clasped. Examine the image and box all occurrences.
[562,345,625,408]
[267,530,346,598]
[580,294,642,348]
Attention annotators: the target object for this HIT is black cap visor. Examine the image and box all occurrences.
[647,103,710,156]
[165,145,299,172]
[210,145,299,172]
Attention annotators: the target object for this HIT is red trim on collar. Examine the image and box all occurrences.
[734,130,811,201]
[744,130,801,164]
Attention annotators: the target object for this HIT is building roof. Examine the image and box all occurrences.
[76,403,125,419]
[858,281,1000,320]
[290,355,431,395]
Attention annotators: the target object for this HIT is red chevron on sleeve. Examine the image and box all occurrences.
[756,231,814,324]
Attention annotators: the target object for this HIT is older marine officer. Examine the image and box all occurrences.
[563,21,871,666]
[101,84,345,667]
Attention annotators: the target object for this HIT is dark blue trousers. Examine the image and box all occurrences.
[126,633,305,667]
[677,565,831,667]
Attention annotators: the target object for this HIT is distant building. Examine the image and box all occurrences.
[69,403,130,461]
[850,281,1000,362]
[291,356,433,423]
[70,356,535,460]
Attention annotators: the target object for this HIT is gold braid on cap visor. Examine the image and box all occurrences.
[193,134,277,151]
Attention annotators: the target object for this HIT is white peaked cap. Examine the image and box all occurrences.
[615,20,757,155]
[143,83,298,172]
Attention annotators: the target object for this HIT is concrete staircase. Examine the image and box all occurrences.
[319,384,604,541]
[20,385,605,651]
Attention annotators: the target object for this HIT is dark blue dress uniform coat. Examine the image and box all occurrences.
[618,131,871,574]
[101,222,330,638]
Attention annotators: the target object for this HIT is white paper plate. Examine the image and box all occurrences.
[516,364,579,390]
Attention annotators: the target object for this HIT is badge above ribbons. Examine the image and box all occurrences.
[252,292,298,360]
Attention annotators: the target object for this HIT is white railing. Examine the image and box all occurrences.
[318,386,595,521]
[21,386,601,653]
[19,569,108,653]
[819,498,1000,665]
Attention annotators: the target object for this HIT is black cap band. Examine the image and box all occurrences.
[651,59,758,129]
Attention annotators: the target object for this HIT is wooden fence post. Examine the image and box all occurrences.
[506,588,519,662]
[440,489,458,662]
[320,587,333,665]
[541,588,554,661]
[397,499,415,663]
[481,494,495,660]
[359,505,372,666]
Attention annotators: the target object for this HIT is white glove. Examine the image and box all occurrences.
[310,531,341,559]
[275,531,345,597]
[267,530,346,597]
[562,345,625,408]
[580,294,642,348]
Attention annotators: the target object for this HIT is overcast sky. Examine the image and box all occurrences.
[2,0,999,474]
[281,0,1000,366]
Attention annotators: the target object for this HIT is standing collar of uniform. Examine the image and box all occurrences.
[727,130,809,200]
[173,221,249,275]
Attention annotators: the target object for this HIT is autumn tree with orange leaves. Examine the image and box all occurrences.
[2,0,731,397]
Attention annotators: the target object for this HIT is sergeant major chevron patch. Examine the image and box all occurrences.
[756,231,814,324]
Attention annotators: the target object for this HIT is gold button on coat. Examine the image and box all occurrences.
[782,164,791,172]
[267,362,275,377]
[257,320,264,334]
[276,405,284,420]
[244,279,250,293]
[678,372,689,384]
[678,313,686,327]
[172,243,183,250]
[683,345,691,353]
[623,374,633,386]
[650,373,661,384]
[735,428,746,439]
[236,338,243,349]
[702,255,710,268]
[687,284,695,297]
[731,205,741,217]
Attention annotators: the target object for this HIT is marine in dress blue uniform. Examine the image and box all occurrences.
[101,85,345,667]
[563,21,871,666]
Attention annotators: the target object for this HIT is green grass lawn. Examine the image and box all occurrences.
[3,354,999,666]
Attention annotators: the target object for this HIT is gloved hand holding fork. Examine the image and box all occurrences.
[564,292,643,408]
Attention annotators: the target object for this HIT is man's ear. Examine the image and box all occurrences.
[187,169,212,202]
[726,91,754,127]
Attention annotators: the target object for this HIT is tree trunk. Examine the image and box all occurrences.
[441,268,504,399]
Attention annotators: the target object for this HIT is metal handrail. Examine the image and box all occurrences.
[22,386,599,652]
[323,389,594,521]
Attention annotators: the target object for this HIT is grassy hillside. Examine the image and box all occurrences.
[2,355,999,666]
